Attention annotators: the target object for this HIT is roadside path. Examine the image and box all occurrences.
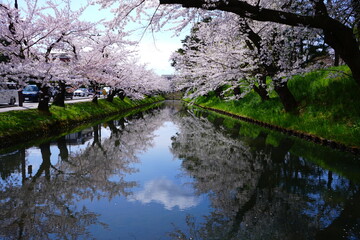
[0,97,94,113]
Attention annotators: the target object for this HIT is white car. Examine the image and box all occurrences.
[0,82,18,105]
[73,88,90,97]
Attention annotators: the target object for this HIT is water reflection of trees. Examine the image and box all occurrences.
[0,142,101,240]
[0,105,171,240]
[170,108,360,240]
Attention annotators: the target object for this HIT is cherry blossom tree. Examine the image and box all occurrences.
[73,32,169,102]
[159,0,360,84]
[119,62,170,99]
[171,14,324,111]
[0,0,96,112]
[70,28,136,102]
[171,16,262,100]
[1,0,169,112]
[94,0,360,88]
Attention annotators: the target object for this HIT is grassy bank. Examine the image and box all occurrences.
[193,66,360,148]
[0,96,164,147]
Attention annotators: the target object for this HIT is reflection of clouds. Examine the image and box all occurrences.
[130,178,199,210]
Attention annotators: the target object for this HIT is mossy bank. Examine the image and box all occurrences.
[0,96,164,148]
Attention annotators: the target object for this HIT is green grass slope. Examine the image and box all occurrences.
[0,96,164,143]
[193,66,360,148]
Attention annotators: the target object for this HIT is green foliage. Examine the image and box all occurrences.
[193,66,360,147]
[0,96,164,139]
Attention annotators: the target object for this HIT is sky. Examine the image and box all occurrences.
[132,30,186,75]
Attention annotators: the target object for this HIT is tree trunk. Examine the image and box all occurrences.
[52,81,66,107]
[253,85,270,101]
[118,89,126,100]
[92,95,98,104]
[20,148,26,184]
[57,136,69,162]
[334,51,340,66]
[106,94,115,102]
[108,120,120,138]
[214,86,222,98]
[322,19,360,83]
[106,89,118,103]
[39,142,51,181]
[253,75,270,101]
[233,86,241,96]
[274,81,298,112]
[37,86,51,114]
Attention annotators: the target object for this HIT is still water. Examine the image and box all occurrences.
[0,101,359,240]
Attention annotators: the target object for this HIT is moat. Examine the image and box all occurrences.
[0,101,359,239]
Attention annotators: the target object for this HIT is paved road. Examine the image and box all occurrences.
[0,97,94,113]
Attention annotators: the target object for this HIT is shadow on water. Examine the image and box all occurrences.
[0,101,359,239]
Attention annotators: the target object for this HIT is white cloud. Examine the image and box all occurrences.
[134,31,185,75]
[136,41,178,75]
[129,178,200,210]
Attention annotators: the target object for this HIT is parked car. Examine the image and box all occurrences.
[73,88,90,97]
[0,82,18,105]
[22,85,40,102]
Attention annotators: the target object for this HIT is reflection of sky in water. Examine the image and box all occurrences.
[83,119,211,239]
[129,178,200,210]
[126,121,202,211]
